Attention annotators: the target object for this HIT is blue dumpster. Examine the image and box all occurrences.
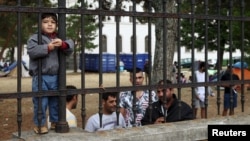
[79,53,116,72]
[119,53,148,71]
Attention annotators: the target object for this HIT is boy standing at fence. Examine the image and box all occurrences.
[27,13,74,134]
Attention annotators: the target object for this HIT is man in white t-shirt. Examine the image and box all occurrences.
[194,61,214,119]
[85,92,126,132]
[48,85,78,129]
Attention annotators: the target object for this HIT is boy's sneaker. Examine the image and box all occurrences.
[50,122,56,130]
[33,126,48,134]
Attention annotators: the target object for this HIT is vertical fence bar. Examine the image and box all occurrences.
[162,0,168,121]
[147,0,153,124]
[115,0,121,126]
[216,0,222,115]
[98,0,103,128]
[176,0,182,120]
[57,0,69,133]
[228,0,234,115]
[204,0,209,119]
[132,0,137,127]
[37,0,43,134]
[191,0,196,119]
[16,0,22,137]
[80,0,87,129]
[240,0,245,113]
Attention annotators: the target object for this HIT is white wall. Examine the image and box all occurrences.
[173,47,241,62]
[86,22,155,55]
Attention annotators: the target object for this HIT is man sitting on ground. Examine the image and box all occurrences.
[141,79,194,125]
[85,92,126,132]
[48,85,78,129]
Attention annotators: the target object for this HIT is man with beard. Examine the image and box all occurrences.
[141,79,194,125]
[85,92,126,132]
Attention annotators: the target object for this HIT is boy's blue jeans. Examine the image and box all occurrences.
[32,75,58,126]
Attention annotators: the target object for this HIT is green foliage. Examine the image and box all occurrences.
[0,0,98,61]
[180,0,250,53]
[66,15,98,52]
[0,0,52,61]
[66,1,98,53]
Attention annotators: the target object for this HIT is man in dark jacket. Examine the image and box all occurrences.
[141,79,194,125]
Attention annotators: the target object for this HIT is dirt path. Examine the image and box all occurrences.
[0,72,249,140]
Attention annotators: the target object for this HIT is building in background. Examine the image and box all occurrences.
[5,0,242,70]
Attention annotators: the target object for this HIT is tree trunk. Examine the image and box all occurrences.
[152,0,177,84]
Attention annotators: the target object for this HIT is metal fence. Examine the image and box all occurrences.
[0,0,249,139]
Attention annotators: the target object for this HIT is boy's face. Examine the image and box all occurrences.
[41,16,57,34]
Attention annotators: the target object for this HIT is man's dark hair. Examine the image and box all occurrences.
[157,79,172,90]
[102,92,117,101]
[41,13,57,23]
[66,85,77,102]
[128,67,142,73]
[199,61,206,69]
[128,68,143,79]
[158,79,172,85]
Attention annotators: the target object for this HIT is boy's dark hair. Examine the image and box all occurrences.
[102,92,117,101]
[41,13,57,23]
[66,85,77,102]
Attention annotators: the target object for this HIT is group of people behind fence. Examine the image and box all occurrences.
[32,63,239,134]
[85,67,194,132]
[31,62,238,133]
[28,13,240,134]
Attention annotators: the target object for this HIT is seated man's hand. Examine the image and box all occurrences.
[154,117,164,124]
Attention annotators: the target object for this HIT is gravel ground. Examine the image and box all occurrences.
[0,72,249,140]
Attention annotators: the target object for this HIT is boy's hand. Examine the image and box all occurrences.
[48,39,63,51]
[51,39,62,47]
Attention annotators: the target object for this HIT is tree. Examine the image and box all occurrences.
[91,0,177,84]
[148,0,177,84]
[66,1,98,72]
[0,0,53,62]
[180,0,250,69]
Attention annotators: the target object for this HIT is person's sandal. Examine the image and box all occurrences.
[33,126,48,134]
